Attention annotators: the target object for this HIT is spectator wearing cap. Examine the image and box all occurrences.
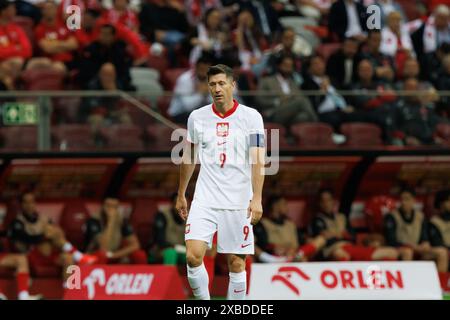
[0,0,32,90]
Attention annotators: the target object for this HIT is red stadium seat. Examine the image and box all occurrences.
[35,202,65,225]
[99,124,145,151]
[52,124,96,151]
[264,122,290,150]
[340,122,383,147]
[161,68,188,91]
[60,200,90,249]
[117,99,155,129]
[364,195,397,233]
[290,122,335,148]
[146,123,185,152]
[130,198,159,248]
[0,126,38,151]
[147,54,169,76]
[21,69,65,90]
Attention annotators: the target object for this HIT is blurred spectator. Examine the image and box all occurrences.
[187,8,233,66]
[369,0,407,25]
[436,54,450,117]
[310,188,399,261]
[74,9,149,66]
[326,37,360,89]
[239,0,283,43]
[102,0,140,33]
[15,0,42,24]
[77,24,134,127]
[429,189,450,265]
[26,0,79,74]
[256,54,317,128]
[139,0,189,66]
[184,0,238,27]
[380,11,414,76]
[7,192,97,282]
[253,195,326,263]
[422,43,450,86]
[233,8,270,72]
[328,0,368,42]
[266,27,303,81]
[78,24,133,91]
[302,54,360,133]
[0,0,32,89]
[412,5,450,71]
[349,59,398,142]
[84,196,147,264]
[394,77,444,146]
[150,193,186,265]
[168,55,213,124]
[0,251,42,299]
[384,188,449,272]
[358,30,395,83]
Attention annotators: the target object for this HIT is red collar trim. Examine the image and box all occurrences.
[212,99,239,119]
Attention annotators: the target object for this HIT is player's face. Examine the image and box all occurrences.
[208,73,235,107]
[319,192,335,214]
[400,192,415,212]
[22,194,36,215]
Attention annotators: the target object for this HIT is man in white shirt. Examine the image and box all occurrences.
[176,64,266,300]
[168,55,214,124]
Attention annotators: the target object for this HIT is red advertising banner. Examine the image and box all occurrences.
[63,265,186,300]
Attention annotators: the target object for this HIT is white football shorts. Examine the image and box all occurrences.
[184,201,254,255]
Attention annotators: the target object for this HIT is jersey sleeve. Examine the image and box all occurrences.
[186,112,198,144]
[249,111,265,148]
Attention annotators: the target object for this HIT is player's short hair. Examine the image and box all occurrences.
[434,189,450,209]
[399,186,416,197]
[207,64,234,82]
[318,187,335,200]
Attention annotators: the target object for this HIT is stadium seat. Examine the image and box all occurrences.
[130,198,159,248]
[147,53,170,76]
[285,200,308,229]
[364,195,397,233]
[0,126,38,151]
[117,99,155,129]
[52,124,96,151]
[21,69,65,90]
[35,202,65,225]
[340,122,383,147]
[130,67,163,106]
[99,124,145,151]
[264,122,291,150]
[59,200,90,249]
[290,122,335,148]
[146,123,185,152]
[161,68,188,91]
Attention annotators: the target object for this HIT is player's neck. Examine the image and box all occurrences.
[214,99,234,116]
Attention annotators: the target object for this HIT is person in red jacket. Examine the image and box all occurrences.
[0,0,32,89]
[74,8,149,66]
[102,0,139,33]
[26,0,79,74]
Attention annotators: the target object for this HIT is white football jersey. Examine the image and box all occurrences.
[187,100,265,210]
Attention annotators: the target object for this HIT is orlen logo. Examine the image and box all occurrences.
[271,266,311,296]
[83,268,154,300]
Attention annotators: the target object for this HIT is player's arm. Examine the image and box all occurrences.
[176,141,198,221]
[110,235,140,259]
[249,146,265,225]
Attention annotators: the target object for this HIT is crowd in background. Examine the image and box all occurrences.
[1,0,450,147]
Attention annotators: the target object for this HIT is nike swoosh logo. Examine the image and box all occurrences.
[234,289,245,293]
[241,243,251,248]
[217,141,227,145]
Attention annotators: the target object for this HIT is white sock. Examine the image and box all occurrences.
[62,242,73,252]
[63,242,84,262]
[227,271,246,300]
[187,263,210,300]
[18,291,29,300]
[72,251,83,262]
[259,252,289,263]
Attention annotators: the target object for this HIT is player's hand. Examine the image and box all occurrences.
[248,198,263,225]
[176,195,189,221]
